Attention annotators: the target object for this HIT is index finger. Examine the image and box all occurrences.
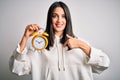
[66,34,73,39]
[33,24,41,31]
[63,40,68,47]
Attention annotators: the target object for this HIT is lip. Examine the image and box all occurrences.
[55,23,63,28]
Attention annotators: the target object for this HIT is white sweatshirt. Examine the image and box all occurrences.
[9,36,110,80]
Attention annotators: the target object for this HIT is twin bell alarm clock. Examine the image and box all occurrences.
[32,28,49,50]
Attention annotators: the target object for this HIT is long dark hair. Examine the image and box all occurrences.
[45,1,75,50]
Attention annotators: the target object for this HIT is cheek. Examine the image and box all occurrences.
[63,20,66,27]
[52,19,56,26]
[64,20,66,25]
[51,20,56,29]
[52,17,57,22]
[63,18,66,24]
[52,21,56,28]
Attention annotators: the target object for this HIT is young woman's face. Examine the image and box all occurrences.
[52,7,66,36]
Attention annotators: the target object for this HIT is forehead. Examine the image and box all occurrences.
[53,7,65,14]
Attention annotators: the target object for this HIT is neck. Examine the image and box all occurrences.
[55,31,63,37]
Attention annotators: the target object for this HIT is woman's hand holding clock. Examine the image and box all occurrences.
[19,24,41,53]
[24,24,41,38]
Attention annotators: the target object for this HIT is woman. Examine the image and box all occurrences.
[10,1,110,80]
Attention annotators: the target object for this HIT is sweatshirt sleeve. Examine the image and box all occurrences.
[9,44,31,76]
[87,47,110,74]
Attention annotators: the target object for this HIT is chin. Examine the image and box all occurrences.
[55,28,64,32]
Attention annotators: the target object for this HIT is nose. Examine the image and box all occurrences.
[57,16,62,23]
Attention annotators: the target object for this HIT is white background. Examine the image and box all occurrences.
[0,0,120,80]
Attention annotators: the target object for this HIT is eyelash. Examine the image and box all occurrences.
[52,14,65,18]
[52,15,57,18]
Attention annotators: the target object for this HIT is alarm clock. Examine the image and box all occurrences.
[32,29,48,50]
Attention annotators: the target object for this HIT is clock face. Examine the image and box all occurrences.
[33,36,46,49]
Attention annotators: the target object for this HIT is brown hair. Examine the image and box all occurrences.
[45,1,75,50]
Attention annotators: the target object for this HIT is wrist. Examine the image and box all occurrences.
[19,35,29,53]
[78,41,91,57]
[23,33,30,39]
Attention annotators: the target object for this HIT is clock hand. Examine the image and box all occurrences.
[39,41,43,44]
[36,40,39,43]
[36,40,43,44]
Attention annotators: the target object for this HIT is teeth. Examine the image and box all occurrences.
[56,24,62,27]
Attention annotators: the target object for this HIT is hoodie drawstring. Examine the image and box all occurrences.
[56,37,65,71]
[62,47,65,71]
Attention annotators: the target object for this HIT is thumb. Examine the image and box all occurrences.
[66,34,73,39]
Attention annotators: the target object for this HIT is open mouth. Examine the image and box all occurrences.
[55,23,63,28]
